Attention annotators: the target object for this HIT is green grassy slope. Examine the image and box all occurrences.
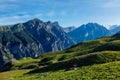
[0,34,120,80]
[0,61,120,80]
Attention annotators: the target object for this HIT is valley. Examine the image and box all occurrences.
[0,31,120,80]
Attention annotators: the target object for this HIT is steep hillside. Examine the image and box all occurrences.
[0,18,74,68]
[68,23,109,43]
[0,33,119,80]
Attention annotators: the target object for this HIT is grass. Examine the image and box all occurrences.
[0,35,120,80]
[29,51,120,73]
[0,61,120,80]
[0,70,30,80]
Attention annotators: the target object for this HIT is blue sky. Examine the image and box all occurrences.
[0,0,120,28]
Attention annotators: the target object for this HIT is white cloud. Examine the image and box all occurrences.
[0,13,44,25]
[0,0,18,3]
[47,11,55,17]
[0,4,18,11]
[60,11,67,16]
[0,15,31,25]
[103,0,120,8]
[8,0,18,2]
[34,13,43,17]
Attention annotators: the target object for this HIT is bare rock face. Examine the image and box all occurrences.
[0,18,75,68]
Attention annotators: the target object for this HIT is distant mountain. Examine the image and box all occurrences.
[109,25,120,35]
[117,31,120,34]
[68,23,109,43]
[103,25,111,29]
[0,18,74,68]
[109,25,119,30]
[1,31,120,80]
[63,26,76,33]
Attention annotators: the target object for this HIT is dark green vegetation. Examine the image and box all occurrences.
[0,33,120,80]
[1,61,120,80]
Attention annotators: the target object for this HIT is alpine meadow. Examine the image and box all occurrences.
[0,0,120,80]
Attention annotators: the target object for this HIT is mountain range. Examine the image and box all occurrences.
[109,25,120,35]
[0,18,120,69]
[0,31,120,80]
[0,18,120,80]
[0,18,74,68]
[68,23,110,43]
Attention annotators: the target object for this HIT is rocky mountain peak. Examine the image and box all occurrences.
[52,22,59,26]
[0,18,75,68]
[68,23,109,43]
[46,21,51,24]
[32,18,43,22]
[25,18,43,25]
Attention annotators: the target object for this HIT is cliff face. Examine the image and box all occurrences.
[0,18,74,68]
